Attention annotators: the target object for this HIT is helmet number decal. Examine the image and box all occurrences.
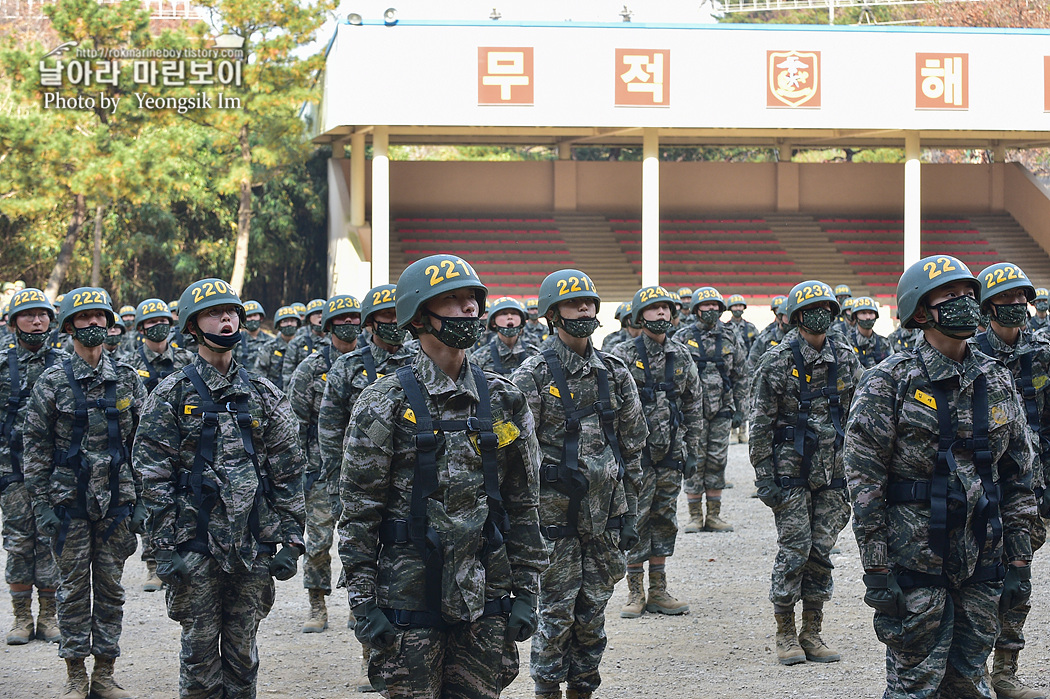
[141,301,166,315]
[639,286,669,302]
[922,257,957,280]
[984,265,1025,289]
[12,290,46,307]
[556,275,595,296]
[72,290,105,307]
[425,258,473,286]
[794,284,829,303]
[190,280,231,303]
[371,288,395,305]
[329,297,360,311]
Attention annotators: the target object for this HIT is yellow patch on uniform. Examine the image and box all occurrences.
[321,373,327,382]
[837,379,846,392]
[273,350,283,357]
[468,419,521,454]
[991,405,1009,427]
[116,398,131,411]
[1035,375,1048,391]
[635,360,646,370]
[790,368,812,382]
[184,404,197,415]
[549,385,574,400]
[770,340,779,346]
[686,340,699,349]
[914,389,937,410]
[137,369,151,378]
[252,419,260,428]
[404,407,416,424]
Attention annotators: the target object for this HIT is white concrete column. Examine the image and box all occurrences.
[372,126,390,286]
[904,132,921,269]
[641,129,660,287]
[350,131,366,228]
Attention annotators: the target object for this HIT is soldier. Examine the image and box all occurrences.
[751,280,859,666]
[473,297,538,375]
[254,305,301,388]
[116,305,140,356]
[511,268,647,699]
[600,302,631,353]
[846,256,1036,699]
[281,298,329,389]
[748,295,789,368]
[970,262,1049,699]
[168,299,194,351]
[833,285,852,323]
[523,297,548,346]
[23,287,146,699]
[0,288,66,647]
[611,285,703,620]
[288,294,362,635]
[680,287,748,534]
[123,298,195,592]
[888,316,922,354]
[726,294,757,445]
[676,288,695,331]
[134,278,306,699]
[339,254,545,698]
[235,300,273,369]
[848,296,892,370]
[1028,288,1049,333]
[102,318,125,359]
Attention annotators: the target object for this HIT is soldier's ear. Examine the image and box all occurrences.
[911,305,929,326]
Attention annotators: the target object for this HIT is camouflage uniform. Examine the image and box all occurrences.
[253,333,295,388]
[134,355,306,698]
[848,326,892,370]
[748,322,788,369]
[845,336,1036,699]
[750,327,859,608]
[22,352,145,660]
[523,321,549,347]
[888,325,922,354]
[122,342,195,394]
[282,330,329,390]
[599,328,628,353]
[340,351,546,698]
[471,335,538,376]
[233,330,273,371]
[728,317,758,353]
[511,338,647,694]
[1027,313,1048,334]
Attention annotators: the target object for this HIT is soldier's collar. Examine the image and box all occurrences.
[917,335,974,387]
[554,334,602,374]
[70,351,117,382]
[193,354,247,394]
[413,350,480,401]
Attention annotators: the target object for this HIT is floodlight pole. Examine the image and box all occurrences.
[350,131,366,227]
[642,128,660,287]
[903,131,921,269]
[372,126,390,286]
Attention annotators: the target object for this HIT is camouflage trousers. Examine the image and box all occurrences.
[53,516,136,659]
[303,476,342,592]
[367,615,516,699]
[627,462,681,565]
[684,414,731,494]
[166,552,275,699]
[874,580,1002,699]
[768,486,850,607]
[1,481,59,588]
[532,529,626,692]
[996,516,1047,651]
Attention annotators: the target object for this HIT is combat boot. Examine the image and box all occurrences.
[89,656,132,699]
[61,658,89,699]
[535,681,562,699]
[620,571,646,618]
[36,589,62,643]
[737,423,749,444]
[6,589,33,645]
[645,569,689,615]
[142,561,163,592]
[991,649,1047,699]
[302,589,328,633]
[357,645,376,692]
[683,499,704,534]
[565,689,592,699]
[798,609,840,663]
[774,611,806,666]
[703,498,734,533]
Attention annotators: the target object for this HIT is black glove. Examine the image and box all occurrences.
[35,505,61,538]
[353,599,397,650]
[1000,564,1032,614]
[754,478,783,509]
[683,456,698,480]
[618,514,639,552]
[1039,489,1050,519]
[269,545,301,581]
[732,411,744,429]
[155,549,190,587]
[505,592,537,642]
[863,571,907,618]
[129,502,148,534]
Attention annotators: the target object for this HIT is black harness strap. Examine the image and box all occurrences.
[689,327,733,397]
[361,348,380,385]
[488,338,508,376]
[137,344,180,393]
[0,347,55,493]
[633,336,683,471]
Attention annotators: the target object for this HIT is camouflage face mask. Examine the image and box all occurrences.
[426,312,484,349]
[74,325,108,348]
[560,317,600,338]
[279,325,298,337]
[103,333,122,348]
[730,309,744,318]
[332,323,361,342]
[699,309,721,327]
[143,322,171,343]
[373,320,408,345]
[927,295,981,339]
[497,325,523,338]
[641,319,673,335]
[857,318,877,331]
[244,319,262,332]
[992,302,1029,329]
[1036,300,1049,313]
[16,330,47,347]
[798,307,833,335]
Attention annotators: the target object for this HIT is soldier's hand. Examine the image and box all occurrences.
[353,600,397,650]
[505,592,537,642]
[129,502,148,534]
[155,550,190,587]
[754,478,783,509]
[732,411,744,429]
[269,545,302,581]
[35,505,61,539]
[618,514,639,552]
[862,571,906,617]
[682,456,698,480]
[1000,564,1032,613]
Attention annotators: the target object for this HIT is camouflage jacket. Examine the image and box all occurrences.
[888,325,922,354]
[0,343,69,478]
[727,318,758,352]
[523,321,549,346]
[749,328,861,487]
[611,333,704,464]
[318,340,419,477]
[289,343,349,475]
[748,322,788,369]
[470,335,538,376]
[134,355,305,573]
[511,337,648,536]
[23,352,145,519]
[845,335,1036,582]
[253,334,295,388]
[679,321,749,419]
[600,328,629,353]
[281,330,330,390]
[847,326,892,370]
[1028,313,1049,333]
[339,350,546,620]
[122,342,195,393]
[234,329,274,370]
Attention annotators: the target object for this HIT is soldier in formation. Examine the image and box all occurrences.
[847,296,891,370]
[472,297,538,375]
[235,300,273,369]
[749,295,789,367]
[1028,287,1049,333]
[281,298,329,390]
[254,305,301,388]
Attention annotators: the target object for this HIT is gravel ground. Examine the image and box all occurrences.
[2,441,1049,698]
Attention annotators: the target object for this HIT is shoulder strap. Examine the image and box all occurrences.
[488,338,507,376]
[361,347,379,384]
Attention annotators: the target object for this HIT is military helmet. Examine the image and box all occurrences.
[0,282,12,293]
[613,301,629,321]
[842,297,855,314]
[395,254,488,330]
[112,316,126,331]
[362,284,397,325]
[537,269,599,317]
[771,295,788,313]
[689,287,726,314]
[305,298,326,321]
[118,304,136,318]
[7,288,54,327]
[274,305,302,326]
[631,286,677,325]
[1036,288,1050,302]
[897,255,979,329]
[525,297,539,310]
[726,294,746,308]
[243,300,266,318]
[321,294,361,331]
[833,284,852,299]
[55,294,65,306]
[677,287,693,301]
[167,300,179,313]
[487,296,527,331]
[135,298,173,329]
[177,278,244,333]
[851,296,879,317]
[977,262,1035,311]
[781,280,839,324]
[292,302,307,319]
[12,281,25,291]
[57,287,115,331]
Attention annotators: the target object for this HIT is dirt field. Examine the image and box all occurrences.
[3,442,1049,698]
